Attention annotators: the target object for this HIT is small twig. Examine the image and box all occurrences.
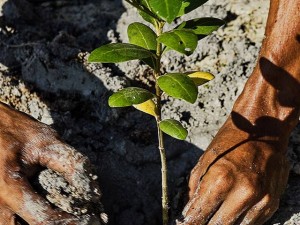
[154,21,169,225]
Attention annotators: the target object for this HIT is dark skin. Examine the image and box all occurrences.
[179,0,300,224]
[0,103,100,224]
[0,0,299,224]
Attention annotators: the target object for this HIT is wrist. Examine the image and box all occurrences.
[232,65,300,146]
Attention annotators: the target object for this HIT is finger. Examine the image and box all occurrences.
[180,168,234,225]
[0,206,16,225]
[1,175,80,224]
[21,131,101,202]
[188,150,215,199]
[207,185,260,225]
[237,195,277,225]
[31,141,101,201]
[250,199,279,225]
[188,157,206,199]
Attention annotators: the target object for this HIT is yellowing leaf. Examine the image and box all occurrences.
[187,71,215,86]
[133,99,158,117]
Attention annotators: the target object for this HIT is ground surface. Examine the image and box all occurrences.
[0,0,299,224]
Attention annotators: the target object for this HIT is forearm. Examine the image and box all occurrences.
[232,0,300,144]
[263,0,300,70]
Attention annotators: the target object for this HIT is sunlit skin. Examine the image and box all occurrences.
[178,0,300,224]
[0,0,299,224]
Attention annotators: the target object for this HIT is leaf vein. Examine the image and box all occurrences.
[168,76,193,101]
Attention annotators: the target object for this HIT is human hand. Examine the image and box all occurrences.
[0,102,102,224]
[177,117,290,225]
[177,0,300,222]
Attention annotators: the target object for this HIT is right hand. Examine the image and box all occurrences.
[0,102,101,225]
[178,115,290,225]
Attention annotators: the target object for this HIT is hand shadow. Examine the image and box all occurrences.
[209,56,300,162]
[259,57,300,107]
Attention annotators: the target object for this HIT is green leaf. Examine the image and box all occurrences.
[142,57,157,69]
[108,87,155,107]
[138,0,158,24]
[159,119,188,140]
[127,22,157,68]
[140,0,151,9]
[157,30,198,55]
[157,73,198,103]
[177,18,225,38]
[177,0,209,16]
[139,10,156,25]
[149,0,182,23]
[133,99,158,117]
[128,22,157,50]
[88,43,155,63]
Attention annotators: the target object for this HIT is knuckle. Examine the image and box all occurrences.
[239,183,257,201]
[263,194,272,205]
[261,194,272,205]
[242,187,257,201]
[214,175,229,187]
[261,194,278,210]
[243,178,257,192]
[211,167,233,187]
[238,175,262,200]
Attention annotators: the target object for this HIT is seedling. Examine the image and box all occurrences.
[88,0,224,224]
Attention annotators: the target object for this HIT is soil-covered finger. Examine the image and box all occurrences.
[179,170,233,225]
[251,199,279,225]
[38,169,106,220]
[36,142,105,222]
[187,155,208,199]
[40,143,101,202]
[207,185,261,224]
[236,195,275,225]
[0,176,81,224]
[1,174,105,224]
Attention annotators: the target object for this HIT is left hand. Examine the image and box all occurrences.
[0,102,101,224]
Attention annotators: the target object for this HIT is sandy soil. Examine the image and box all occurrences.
[0,0,299,224]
